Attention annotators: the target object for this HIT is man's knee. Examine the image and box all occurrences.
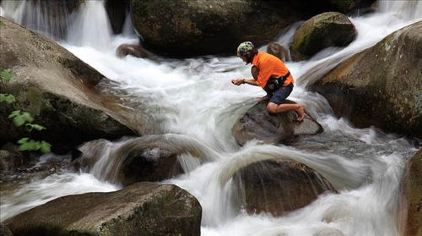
[266,103,278,113]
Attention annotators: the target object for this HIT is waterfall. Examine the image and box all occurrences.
[378,0,422,20]
[66,0,113,50]
[1,0,421,235]
[0,0,73,40]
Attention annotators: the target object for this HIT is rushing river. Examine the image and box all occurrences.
[1,1,421,235]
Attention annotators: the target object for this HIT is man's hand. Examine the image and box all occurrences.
[231,78,245,86]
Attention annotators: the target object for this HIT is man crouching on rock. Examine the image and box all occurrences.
[231,41,305,121]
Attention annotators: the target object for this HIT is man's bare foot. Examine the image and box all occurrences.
[296,105,305,121]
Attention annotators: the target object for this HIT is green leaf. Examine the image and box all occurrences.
[17,138,51,153]
[0,94,15,104]
[0,69,13,82]
[18,137,30,144]
[18,138,37,151]
[40,141,51,153]
[8,110,34,126]
[25,123,46,131]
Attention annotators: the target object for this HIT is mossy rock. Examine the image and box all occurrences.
[290,12,356,60]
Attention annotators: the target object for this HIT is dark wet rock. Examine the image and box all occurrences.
[5,182,202,236]
[309,21,422,138]
[0,148,26,172]
[232,100,323,146]
[116,43,157,59]
[267,42,290,62]
[402,149,422,236]
[131,0,364,58]
[236,159,334,216]
[290,12,357,60]
[0,223,13,236]
[325,0,376,13]
[0,17,147,153]
[105,0,129,34]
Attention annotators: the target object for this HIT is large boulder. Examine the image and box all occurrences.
[232,100,323,146]
[402,149,422,236]
[5,182,202,236]
[236,159,334,216]
[0,17,150,153]
[130,0,299,57]
[309,21,422,138]
[290,12,357,60]
[130,0,374,57]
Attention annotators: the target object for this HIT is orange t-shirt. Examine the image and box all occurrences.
[251,51,294,88]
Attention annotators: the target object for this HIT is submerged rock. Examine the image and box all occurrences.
[0,17,144,153]
[232,100,323,146]
[73,135,215,186]
[236,159,334,216]
[267,42,290,62]
[290,12,356,60]
[116,43,157,59]
[5,182,202,236]
[310,21,422,138]
[402,149,422,236]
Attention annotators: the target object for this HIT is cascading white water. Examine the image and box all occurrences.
[66,0,113,50]
[1,1,420,235]
[0,0,72,39]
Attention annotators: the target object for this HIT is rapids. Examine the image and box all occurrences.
[1,1,420,235]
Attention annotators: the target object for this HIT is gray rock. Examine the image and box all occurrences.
[309,21,422,138]
[290,12,356,60]
[5,182,202,236]
[232,100,323,146]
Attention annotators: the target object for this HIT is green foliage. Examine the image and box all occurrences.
[8,110,34,127]
[0,69,13,82]
[1,68,52,154]
[18,138,51,154]
[25,123,46,132]
[0,93,16,103]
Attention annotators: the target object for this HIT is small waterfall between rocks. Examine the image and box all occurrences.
[1,0,421,235]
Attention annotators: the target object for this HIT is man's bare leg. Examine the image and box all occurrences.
[267,102,305,121]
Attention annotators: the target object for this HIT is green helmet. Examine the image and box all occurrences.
[237,41,255,57]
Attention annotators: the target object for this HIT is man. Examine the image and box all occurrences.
[231,41,305,121]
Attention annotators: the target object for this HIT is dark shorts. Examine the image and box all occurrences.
[269,83,293,104]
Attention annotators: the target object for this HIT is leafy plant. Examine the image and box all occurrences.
[0,68,52,154]
[0,69,13,82]
[18,138,51,153]
[0,94,16,103]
